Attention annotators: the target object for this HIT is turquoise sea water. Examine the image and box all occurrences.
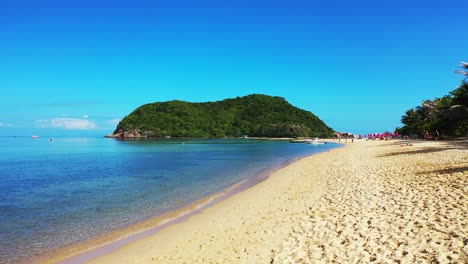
[0,137,340,263]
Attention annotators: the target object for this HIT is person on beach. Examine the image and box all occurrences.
[434,130,440,140]
[424,130,430,140]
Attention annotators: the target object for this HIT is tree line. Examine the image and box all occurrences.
[397,62,468,138]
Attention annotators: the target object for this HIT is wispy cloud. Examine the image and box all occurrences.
[107,118,121,126]
[36,117,97,130]
[0,122,14,127]
[36,101,103,108]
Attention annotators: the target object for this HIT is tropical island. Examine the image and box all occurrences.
[107,94,334,138]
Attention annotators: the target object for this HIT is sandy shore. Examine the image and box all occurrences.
[60,139,467,263]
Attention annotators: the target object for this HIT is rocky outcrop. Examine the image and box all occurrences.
[105,128,147,138]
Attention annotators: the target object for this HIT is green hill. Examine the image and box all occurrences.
[108,94,334,138]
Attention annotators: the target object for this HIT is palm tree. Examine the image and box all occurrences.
[401,108,424,136]
[399,61,468,137]
[455,61,468,82]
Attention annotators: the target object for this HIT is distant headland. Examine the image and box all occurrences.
[106,94,334,138]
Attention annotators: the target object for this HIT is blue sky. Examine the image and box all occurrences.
[1,0,467,136]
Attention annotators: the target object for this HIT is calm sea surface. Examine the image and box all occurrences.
[0,137,340,263]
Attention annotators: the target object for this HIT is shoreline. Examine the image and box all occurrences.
[33,143,340,264]
[87,139,466,263]
[35,139,467,263]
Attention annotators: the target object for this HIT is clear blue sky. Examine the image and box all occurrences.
[1,0,467,137]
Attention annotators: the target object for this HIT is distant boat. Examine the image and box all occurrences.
[290,138,326,144]
[290,138,310,143]
[306,138,326,145]
[30,135,40,138]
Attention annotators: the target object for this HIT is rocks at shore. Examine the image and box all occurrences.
[105,128,146,138]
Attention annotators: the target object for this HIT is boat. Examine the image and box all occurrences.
[290,138,326,144]
[306,138,326,144]
[30,135,40,138]
[290,138,310,143]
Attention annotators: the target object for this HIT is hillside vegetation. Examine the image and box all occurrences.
[109,94,334,138]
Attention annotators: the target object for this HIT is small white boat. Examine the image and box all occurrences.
[290,138,309,143]
[30,135,40,138]
[306,138,326,144]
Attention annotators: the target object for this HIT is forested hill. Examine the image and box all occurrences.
[108,94,334,138]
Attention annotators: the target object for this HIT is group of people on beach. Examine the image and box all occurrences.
[334,132,400,142]
[337,130,443,141]
[424,130,440,140]
[358,132,399,140]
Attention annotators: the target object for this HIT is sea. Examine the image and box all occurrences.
[0,137,341,263]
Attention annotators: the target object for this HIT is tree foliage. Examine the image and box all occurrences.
[397,82,468,138]
[113,94,334,138]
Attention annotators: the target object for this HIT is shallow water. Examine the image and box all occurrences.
[0,137,340,263]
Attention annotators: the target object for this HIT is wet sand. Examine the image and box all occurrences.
[37,143,325,264]
[52,139,467,263]
[35,170,273,264]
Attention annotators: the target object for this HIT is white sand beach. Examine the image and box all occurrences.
[50,139,467,263]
